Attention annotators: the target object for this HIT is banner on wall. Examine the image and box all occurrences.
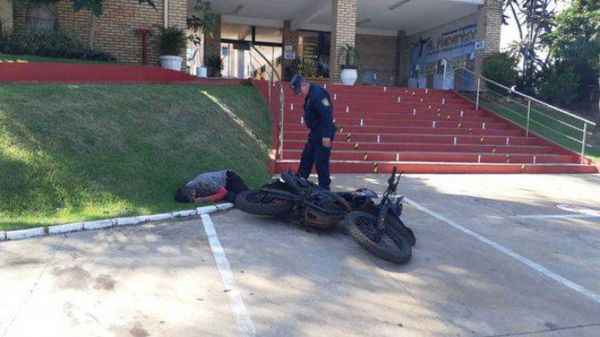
[408,16,478,88]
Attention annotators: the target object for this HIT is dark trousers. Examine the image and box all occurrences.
[225,170,249,202]
[297,134,332,189]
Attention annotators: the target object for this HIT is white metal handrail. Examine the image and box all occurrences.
[249,43,285,160]
[442,58,596,163]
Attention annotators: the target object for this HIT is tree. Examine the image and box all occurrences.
[549,0,600,108]
[187,0,217,46]
[502,0,557,93]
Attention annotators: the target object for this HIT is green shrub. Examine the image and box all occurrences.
[0,29,116,62]
[157,26,187,55]
[538,62,580,107]
[482,52,519,90]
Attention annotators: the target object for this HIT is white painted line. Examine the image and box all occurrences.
[138,213,172,222]
[216,203,235,211]
[1,203,235,242]
[198,205,218,214]
[516,214,600,219]
[6,227,45,240]
[48,222,84,235]
[115,216,144,226]
[201,214,256,337]
[404,197,600,304]
[171,209,198,218]
[83,219,113,231]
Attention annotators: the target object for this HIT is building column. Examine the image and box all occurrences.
[395,30,410,87]
[474,0,502,75]
[282,20,299,56]
[167,0,189,71]
[0,0,14,34]
[329,0,357,83]
[204,14,222,65]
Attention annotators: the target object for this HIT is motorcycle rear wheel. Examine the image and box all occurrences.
[345,211,412,264]
[235,190,294,216]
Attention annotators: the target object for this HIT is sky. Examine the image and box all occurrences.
[500,0,571,52]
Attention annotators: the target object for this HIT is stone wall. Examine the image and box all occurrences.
[13,0,187,65]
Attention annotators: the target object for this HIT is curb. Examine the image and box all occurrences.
[0,203,234,242]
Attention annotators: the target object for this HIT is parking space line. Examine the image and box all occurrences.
[516,214,599,219]
[201,214,256,337]
[404,197,600,304]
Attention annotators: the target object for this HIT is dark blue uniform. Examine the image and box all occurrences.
[297,84,336,189]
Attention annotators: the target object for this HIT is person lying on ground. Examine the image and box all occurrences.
[175,170,248,203]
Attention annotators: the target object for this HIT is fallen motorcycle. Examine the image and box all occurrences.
[235,168,415,264]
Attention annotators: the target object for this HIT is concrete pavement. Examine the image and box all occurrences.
[1,174,599,336]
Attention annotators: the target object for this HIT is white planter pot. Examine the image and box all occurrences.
[197,67,208,78]
[340,68,358,85]
[159,55,183,71]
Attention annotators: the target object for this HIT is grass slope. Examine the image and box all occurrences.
[0,84,272,230]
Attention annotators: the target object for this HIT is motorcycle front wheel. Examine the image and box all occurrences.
[345,211,412,264]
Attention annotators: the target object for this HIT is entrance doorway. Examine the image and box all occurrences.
[220,23,283,80]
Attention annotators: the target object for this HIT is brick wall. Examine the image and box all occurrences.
[474,0,502,75]
[13,0,187,65]
[330,0,357,83]
[355,33,396,86]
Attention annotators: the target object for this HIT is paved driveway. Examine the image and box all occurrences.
[1,174,599,337]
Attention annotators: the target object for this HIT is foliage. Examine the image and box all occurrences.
[548,0,600,107]
[482,52,519,89]
[157,26,187,56]
[502,0,557,93]
[0,29,116,61]
[187,0,218,46]
[13,0,156,17]
[0,84,272,230]
[537,62,580,107]
[338,44,357,70]
[205,55,223,76]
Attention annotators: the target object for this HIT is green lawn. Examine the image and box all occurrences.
[459,90,600,163]
[0,53,119,64]
[0,84,272,230]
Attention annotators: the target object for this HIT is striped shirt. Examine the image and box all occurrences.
[186,170,228,197]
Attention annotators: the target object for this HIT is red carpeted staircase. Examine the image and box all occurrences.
[254,80,598,174]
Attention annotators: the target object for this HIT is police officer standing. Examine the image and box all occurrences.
[289,74,336,190]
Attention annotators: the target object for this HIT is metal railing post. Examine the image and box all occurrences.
[581,123,588,164]
[249,43,285,161]
[279,86,285,160]
[475,77,481,111]
[268,70,272,103]
[526,99,531,137]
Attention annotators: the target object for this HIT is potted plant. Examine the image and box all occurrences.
[205,55,223,77]
[157,26,186,71]
[338,44,358,85]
